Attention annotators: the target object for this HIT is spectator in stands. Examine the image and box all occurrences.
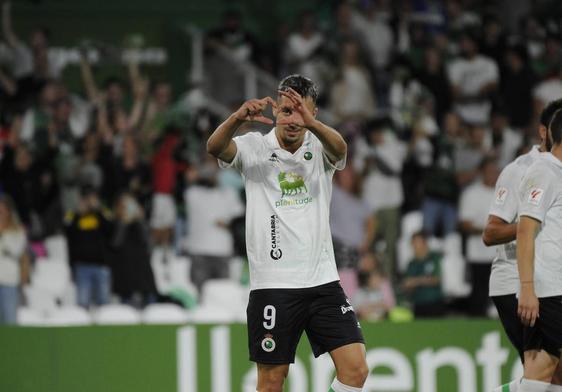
[454,124,490,188]
[329,39,377,124]
[401,231,445,318]
[64,187,113,308]
[110,193,157,307]
[533,65,562,123]
[459,156,499,316]
[140,80,174,157]
[416,46,451,125]
[0,195,27,324]
[352,252,395,321]
[330,166,376,297]
[356,118,405,276]
[479,14,506,66]
[422,112,462,237]
[284,10,324,86]
[489,109,522,168]
[351,1,393,72]
[0,136,60,239]
[184,158,243,293]
[106,135,151,207]
[150,126,186,253]
[448,31,499,125]
[500,43,536,130]
[205,9,260,108]
[19,80,62,146]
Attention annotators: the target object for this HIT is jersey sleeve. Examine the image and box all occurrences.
[518,165,557,223]
[488,163,519,223]
[218,132,261,173]
[323,150,346,171]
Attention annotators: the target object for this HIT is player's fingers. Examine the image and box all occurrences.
[261,96,277,109]
[278,90,299,105]
[530,310,537,327]
[252,115,273,124]
[286,87,303,100]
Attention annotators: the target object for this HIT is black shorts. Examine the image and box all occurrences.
[247,281,364,364]
[492,294,528,361]
[522,296,562,358]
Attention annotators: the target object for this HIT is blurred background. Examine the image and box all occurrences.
[0,0,561,390]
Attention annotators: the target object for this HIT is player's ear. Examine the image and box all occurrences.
[313,106,318,118]
[539,125,547,141]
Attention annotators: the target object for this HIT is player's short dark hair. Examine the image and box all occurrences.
[549,109,562,145]
[411,230,428,242]
[540,98,562,127]
[278,74,318,103]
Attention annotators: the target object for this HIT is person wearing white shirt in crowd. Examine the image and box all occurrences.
[207,74,368,392]
[448,32,499,125]
[0,195,27,325]
[517,108,562,392]
[354,118,406,277]
[483,99,562,392]
[184,159,244,293]
[459,156,499,316]
[1,2,68,80]
[533,68,562,122]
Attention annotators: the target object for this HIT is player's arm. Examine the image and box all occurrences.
[516,216,540,327]
[482,215,516,246]
[482,165,519,246]
[279,88,346,164]
[206,97,276,163]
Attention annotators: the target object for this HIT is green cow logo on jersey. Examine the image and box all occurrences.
[277,171,308,197]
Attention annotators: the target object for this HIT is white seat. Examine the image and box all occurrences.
[23,286,57,315]
[44,235,69,264]
[401,210,423,237]
[93,304,141,325]
[17,307,48,326]
[141,303,189,324]
[31,260,71,299]
[189,305,237,323]
[46,306,92,326]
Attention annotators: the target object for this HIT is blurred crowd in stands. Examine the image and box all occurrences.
[1,0,562,324]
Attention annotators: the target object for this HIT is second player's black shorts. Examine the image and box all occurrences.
[492,293,555,361]
[247,280,364,364]
[523,296,562,358]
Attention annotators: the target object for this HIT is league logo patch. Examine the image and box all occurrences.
[261,334,276,352]
[528,188,544,206]
[495,187,508,205]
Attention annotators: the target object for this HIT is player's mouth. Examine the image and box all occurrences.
[285,127,300,137]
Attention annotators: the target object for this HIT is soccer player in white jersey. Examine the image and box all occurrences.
[483,99,562,392]
[516,108,562,392]
[207,75,368,392]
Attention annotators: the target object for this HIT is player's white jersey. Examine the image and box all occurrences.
[488,146,541,296]
[219,129,343,290]
[519,152,562,298]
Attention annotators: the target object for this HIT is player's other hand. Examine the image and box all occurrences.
[233,97,277,124]
[518,284,539,327]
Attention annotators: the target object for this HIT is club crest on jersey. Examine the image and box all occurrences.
[528,188,544,206]
[261,334,276,352]
[495,187,508,205]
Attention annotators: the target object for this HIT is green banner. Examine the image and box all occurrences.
[0,320,521,392]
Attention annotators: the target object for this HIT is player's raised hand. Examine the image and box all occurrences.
[277,87,316,127]
[518,284,539,327]
[233,97,277,124]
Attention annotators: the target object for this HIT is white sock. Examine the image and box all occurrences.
[547,384,562,391]
[331,378,362,392]
[493,379,520,391]
[520,378,551,392]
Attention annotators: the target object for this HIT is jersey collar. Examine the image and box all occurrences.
[543,152,562,168]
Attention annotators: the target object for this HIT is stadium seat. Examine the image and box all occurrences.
[31,258,71,299]
[397,210,424,272]
[43,235,69,264]
[141,303,189,324]
[189,304,238,323]
[23,286,57,315]
[17,307,48,326]
[200,279,248,318]
[46,306,92,326]
[441,233,471,297]
[93,304,141,325]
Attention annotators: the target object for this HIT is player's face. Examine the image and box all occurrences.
[274,95,315,147]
